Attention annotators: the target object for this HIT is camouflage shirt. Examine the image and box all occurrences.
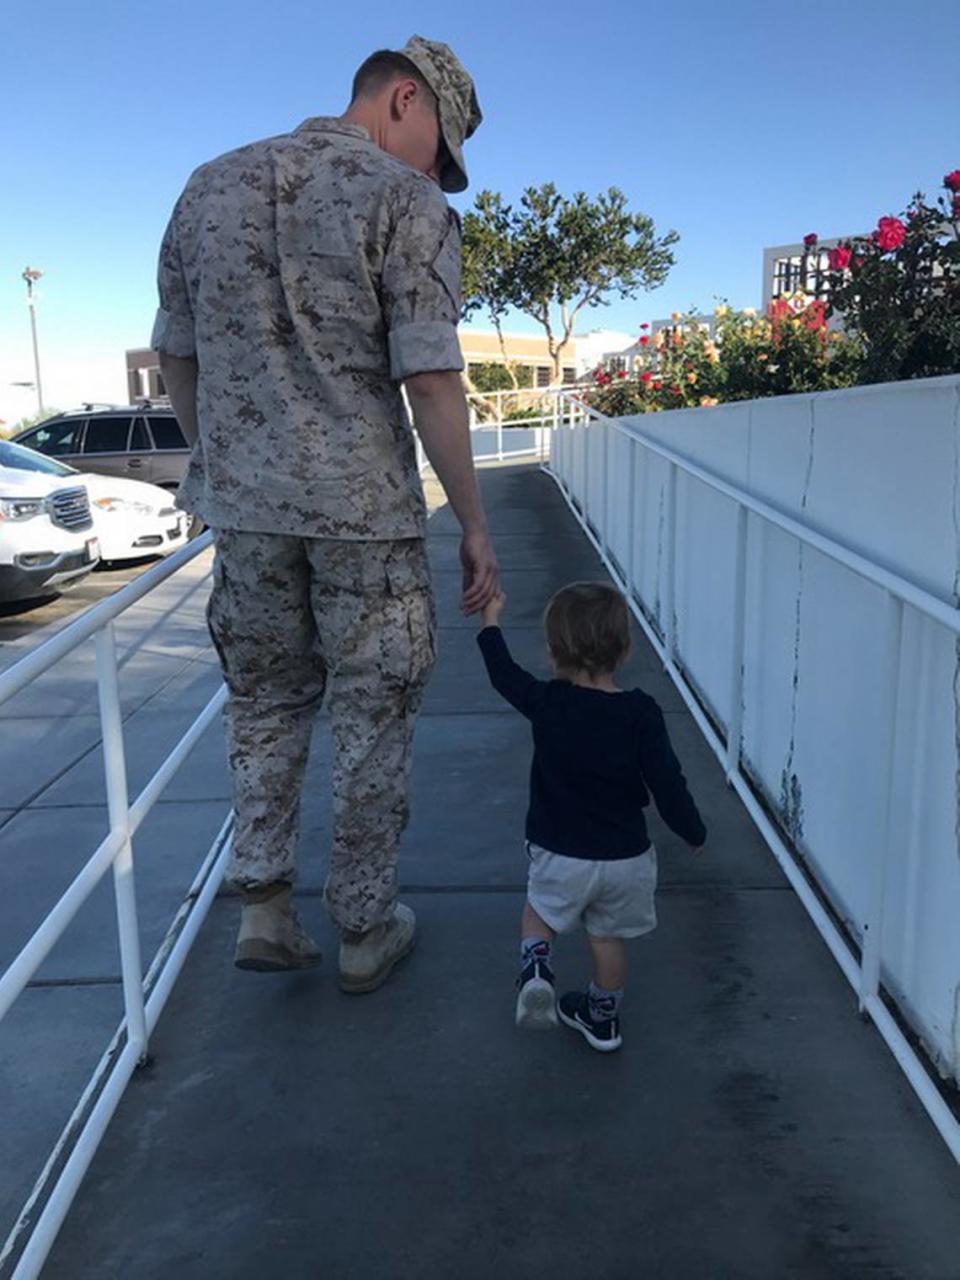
[151,118,464,540]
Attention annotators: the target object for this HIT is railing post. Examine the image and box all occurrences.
[725,503,748,782]
[860,593,905,1015]
[663,462,677,663]
[602,420,611,553]
[496,392,504,462]
[627,439,638,604]
[95,624,148,1061]
[583,415,591,528]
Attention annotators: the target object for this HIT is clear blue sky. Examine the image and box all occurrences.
[1,0,958,422]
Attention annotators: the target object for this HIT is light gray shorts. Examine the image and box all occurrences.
[526,841,658,939]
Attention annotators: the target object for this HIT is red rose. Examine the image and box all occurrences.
[641,371,653,383]
[944,170,960,192]
[653,381,662,391]
[671,384,682,395]
[854,256,865,268]
[803,233,818,248]
[828,245,852,270]
[617,370,627,380]
[640,322,650,330]
[875,216,906,252]
[639,336,649,346]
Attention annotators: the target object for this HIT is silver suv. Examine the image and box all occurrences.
[15,403,191,494]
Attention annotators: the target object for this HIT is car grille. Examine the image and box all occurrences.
[49,486,93,532]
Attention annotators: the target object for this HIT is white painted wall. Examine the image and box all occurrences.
[552,375,960,1083]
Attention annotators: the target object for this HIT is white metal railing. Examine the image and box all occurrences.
[0,531,233,1280]
[545,390,960,1165]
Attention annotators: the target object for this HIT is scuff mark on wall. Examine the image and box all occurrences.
[781,401,818,845]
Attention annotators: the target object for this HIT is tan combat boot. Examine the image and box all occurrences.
[234,885,322,972]
[338,903,416,994]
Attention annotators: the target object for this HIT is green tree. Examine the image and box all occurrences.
[462,192,522,388]
[463,183,678,384]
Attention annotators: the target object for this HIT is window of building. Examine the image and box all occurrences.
[128,369,144,401]
[148,417,188,451]
[535,366,551,387]
[562,367,577,385]
[83,416,134,454]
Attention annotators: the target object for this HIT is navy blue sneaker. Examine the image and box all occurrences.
[515,955,558,1030]
[558,991,622,1052]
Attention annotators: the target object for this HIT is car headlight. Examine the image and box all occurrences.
[0,496,45,521]
[93,497,156,517]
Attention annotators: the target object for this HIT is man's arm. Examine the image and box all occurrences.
[158,353,200,446]
[404,370,497,614]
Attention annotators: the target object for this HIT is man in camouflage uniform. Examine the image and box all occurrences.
[152,38,497,993]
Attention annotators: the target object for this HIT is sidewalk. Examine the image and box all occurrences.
[8,464,960,1278]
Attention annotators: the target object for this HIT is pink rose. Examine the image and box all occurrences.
[828,245,853,271]
[640,322,650,330]
[803,233,818,248]
[875,216,906,252]
[944,170,960,193]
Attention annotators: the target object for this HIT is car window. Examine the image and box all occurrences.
[130,418,151,452]
[148,417,188,450]
[83,416,134,453]
[0,439,77,476]
[20,418,85,456]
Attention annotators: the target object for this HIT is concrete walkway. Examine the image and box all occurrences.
[5,464,960,1278]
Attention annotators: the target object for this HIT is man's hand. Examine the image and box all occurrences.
[480,589,506,630]
[461,530,499,616]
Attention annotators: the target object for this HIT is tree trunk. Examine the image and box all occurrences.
[494,321,520,391]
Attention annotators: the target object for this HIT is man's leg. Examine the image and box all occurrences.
[308,538,436,990]
[207,530,326,969]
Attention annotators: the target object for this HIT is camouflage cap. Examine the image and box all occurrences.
[399,35,481,193]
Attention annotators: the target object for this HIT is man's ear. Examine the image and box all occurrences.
[390,78,419,120]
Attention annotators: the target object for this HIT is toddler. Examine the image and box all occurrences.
[477,582,706,1052]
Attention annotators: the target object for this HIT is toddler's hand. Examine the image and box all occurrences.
[481,590,507,629]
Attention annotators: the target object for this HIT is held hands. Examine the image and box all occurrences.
[480,590,507,630]
[460,529,499,616]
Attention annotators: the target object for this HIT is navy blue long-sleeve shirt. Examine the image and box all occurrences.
[477,626,706,860]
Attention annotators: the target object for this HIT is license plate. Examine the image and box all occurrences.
[84,538,100,564]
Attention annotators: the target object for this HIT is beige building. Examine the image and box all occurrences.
[126,330,577,403]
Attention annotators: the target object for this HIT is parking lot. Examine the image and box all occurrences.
[0,556,177,657]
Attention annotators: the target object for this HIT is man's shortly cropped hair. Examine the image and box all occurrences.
[544,583,631,677]
[351,51,436,105]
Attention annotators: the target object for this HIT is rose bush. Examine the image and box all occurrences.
[821,169,960,383]
[587,300,860,416]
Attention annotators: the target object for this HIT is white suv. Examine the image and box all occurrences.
[0,438,100,605]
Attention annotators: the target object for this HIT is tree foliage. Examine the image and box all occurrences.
[463,184,678,382]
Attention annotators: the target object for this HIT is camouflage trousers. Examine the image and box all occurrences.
[207,531,436,933]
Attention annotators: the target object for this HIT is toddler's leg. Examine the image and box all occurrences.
[587,934,626,992]
[515,902,558,1031]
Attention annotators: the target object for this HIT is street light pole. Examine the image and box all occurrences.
[22,267,44,415]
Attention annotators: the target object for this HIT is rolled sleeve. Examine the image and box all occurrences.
[152,206,196,358]
[382,180,464,381]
